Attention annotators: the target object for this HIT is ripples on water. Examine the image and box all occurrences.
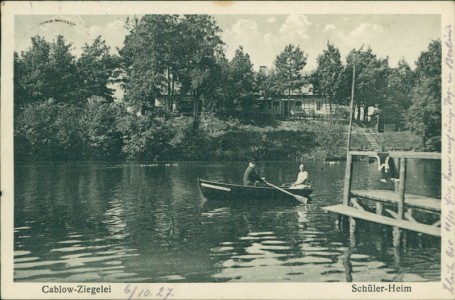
[14,161,441,282]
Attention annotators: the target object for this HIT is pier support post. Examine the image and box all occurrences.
[393,226,401,247]
[343,247,353,282]
[402,231,407,250]
[349,217,356,247]
[376,202,383,215]
[394,158,401,192]
[393,244,402,268]
[397,157,407,220]
[343,153,353,206]
[392,157,407,248]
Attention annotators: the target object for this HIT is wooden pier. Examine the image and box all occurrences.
[323,151,441,246]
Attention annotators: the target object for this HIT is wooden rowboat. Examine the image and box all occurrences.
[198,178,313,202]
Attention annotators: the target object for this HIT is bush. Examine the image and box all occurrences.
[81,101,124,159]
[333,106,351,121]
[174,123,214,160]
[117,114,175,161]
[312,122,346,161]
[209,129,317,161]
[15,101,84,160]
[14,104,369,162]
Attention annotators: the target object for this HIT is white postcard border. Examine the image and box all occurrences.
[2,1,454,300]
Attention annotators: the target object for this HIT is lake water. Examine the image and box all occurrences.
[14,160,441,282]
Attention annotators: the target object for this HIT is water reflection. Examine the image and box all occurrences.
[14,161,440,282]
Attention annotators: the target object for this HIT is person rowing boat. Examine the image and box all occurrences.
[243,160,266,186]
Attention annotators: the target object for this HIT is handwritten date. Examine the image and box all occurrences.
[124,284,174,300]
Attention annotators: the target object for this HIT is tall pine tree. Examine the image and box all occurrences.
[274,44,307,116]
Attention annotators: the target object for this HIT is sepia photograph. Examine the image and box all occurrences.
[2,1,454,299]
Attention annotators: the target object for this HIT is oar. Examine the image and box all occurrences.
[264,180,308,204]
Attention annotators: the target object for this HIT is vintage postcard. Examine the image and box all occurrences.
[1,1,454,299]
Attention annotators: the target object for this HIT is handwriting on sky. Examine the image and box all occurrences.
[443,24,455,296]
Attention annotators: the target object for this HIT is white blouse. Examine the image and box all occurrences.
[294,171,308,185]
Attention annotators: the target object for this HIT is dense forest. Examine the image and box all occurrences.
[14,15,442,161]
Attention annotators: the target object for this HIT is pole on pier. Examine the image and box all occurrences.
[393,157,407,247]
[343,55,357,207]
[346,59,356,153]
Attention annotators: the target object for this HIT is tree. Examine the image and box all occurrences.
[202,55,233,116]
[405,40,441,150]
[382,59,414,129]
[345,47,390,122]
[255,67,268,97]
[15,35,82,107]
[176,15,225,121]
[311,42,344,121]
[228,46,255,116]
[77,36,118,102]
[215,56,236,115]
[14,52,28,113]
[120,15,175,114]
[120,14,225,120]
[14,36,52,110]
[274,44,307,116]
[256,67,281,99]
[47,35,80,104]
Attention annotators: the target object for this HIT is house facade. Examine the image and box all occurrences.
[258,95,339,119]
[154,93,340,120]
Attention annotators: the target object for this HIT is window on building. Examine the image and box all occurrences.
[295,102,302,111]
[273,102,280,111]
[316,101,322,111]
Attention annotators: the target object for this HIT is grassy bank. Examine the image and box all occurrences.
[198,116,371,161]
[198,116,422,161]
[378,131,423,151]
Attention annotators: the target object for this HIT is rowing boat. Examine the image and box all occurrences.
[198,178,313,202]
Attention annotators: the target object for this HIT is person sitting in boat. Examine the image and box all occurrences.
[289,163,309,190]
[243,160,266,186]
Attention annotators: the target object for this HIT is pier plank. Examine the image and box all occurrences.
[351,190,440,212]
[348,151,441,160]
[323,204,441,236]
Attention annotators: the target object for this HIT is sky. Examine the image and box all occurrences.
[15,14,440,72]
